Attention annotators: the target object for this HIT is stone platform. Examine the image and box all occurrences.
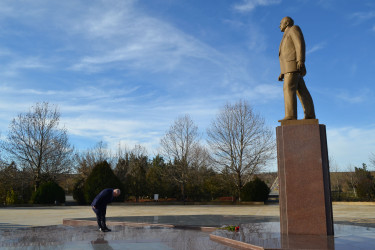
[62,215,375,249]
[277,122,334,235]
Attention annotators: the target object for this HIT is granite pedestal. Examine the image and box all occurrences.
[276,119,334,236]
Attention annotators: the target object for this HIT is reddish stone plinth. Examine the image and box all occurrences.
[276,122,334,236]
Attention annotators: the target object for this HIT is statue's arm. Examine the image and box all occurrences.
[290,26,305,65]
[278,73,284,81]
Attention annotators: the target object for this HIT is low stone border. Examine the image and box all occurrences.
[115,201,265,206]
[62,218,217,232]
[209,234,267,250]
[332,202,375,205]
[63,218,174,228]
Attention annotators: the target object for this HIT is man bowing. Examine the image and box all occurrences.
[92,188,121,232]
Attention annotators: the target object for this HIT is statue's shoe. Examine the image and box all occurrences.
[278,117,296,122]
[303,116,316,119]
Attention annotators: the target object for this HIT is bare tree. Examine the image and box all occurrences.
[346,164,358,197]
[190,144,213,170]
[329,156,344,200]
[74,141,111,178]
[160,114,200,201]
[1,102,73,191]
[207,100,275,200]
[370,153,375,169]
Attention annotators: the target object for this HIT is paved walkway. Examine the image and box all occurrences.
[0,203,374,228]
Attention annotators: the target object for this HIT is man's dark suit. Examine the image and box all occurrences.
[91,188,114,230]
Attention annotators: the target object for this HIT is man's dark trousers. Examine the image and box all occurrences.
[91,188,114,230]
[92,207,107,229]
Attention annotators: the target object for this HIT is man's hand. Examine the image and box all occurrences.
[92,206,96,209]
[278,73,284,81]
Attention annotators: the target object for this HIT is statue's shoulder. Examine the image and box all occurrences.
[290,25,303,34]
[290,25,301,32]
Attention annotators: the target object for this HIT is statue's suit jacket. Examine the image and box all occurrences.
[279,25,306,74]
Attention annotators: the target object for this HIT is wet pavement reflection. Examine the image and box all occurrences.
[212,222,375,250]
[0,225,236,250]
[78,214,279,227]
[2,215,375,249]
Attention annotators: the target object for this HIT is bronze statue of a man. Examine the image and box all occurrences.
[278,16,316,121]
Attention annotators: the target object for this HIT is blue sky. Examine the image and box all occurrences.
[0,0,374,171]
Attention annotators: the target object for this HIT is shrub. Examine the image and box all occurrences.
[6,188,17,205]
[355,164,375,201]
[84,161,125,204]
[31,181,65,204]
[73,177,86,205]
[240,177,270,202]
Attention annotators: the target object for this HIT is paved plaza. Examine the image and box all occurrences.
[0,203,375,249]
[1,203,375,228]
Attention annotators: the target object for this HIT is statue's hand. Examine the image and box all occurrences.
[297,61,304,71]
[278,74,284,81]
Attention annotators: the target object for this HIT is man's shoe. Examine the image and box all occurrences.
[99,228,110,232]
[104,227,112,232]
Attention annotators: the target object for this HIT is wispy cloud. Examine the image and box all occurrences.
[233,0,282,13]
[68,1,224,74]
[0,0,300,155]
[0,54,50,77]
[350,11,375,24]
[307,42,326,55]
[336,89,370,104]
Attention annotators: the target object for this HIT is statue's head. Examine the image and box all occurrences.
[280,16,294,32]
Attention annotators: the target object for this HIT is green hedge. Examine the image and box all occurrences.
[73,177,86,205]
[31,181,65,204]
[240,177,270,202]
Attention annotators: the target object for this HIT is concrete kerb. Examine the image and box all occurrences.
[62,218,217,232]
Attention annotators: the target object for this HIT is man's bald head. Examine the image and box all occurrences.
[113,189,121,197]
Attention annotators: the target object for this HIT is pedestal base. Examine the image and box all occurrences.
[276,123,334,235]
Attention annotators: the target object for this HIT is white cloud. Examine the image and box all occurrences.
[68,1,224,74]
[327,126,375,169]
[234,0,282,13]
[0,0,286,155]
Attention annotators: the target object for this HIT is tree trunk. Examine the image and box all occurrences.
[181,182,185,204]
[34,173,41,192]
[237,172,242,202]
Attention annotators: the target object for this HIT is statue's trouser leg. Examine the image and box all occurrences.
[296,75,316,119]
[283,73,297,119]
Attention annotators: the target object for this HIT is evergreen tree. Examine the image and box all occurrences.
[84,161,124,203]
